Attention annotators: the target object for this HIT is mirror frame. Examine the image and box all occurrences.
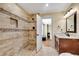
[66,12,77,33]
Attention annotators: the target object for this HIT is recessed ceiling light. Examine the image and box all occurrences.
[46,3,48,7]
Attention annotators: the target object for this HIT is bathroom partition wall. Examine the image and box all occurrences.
[36,14,42,52]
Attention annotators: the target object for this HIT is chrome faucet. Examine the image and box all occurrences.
[65,32,70,37]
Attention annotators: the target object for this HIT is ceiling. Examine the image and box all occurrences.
[18,3,71,14]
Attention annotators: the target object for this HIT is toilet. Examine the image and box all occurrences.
[59,53,75,56]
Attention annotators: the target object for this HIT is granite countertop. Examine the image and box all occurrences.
[55,33,79,39]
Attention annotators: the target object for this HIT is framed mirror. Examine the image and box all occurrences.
[66,12,77,33]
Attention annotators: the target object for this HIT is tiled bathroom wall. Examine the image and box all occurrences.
[0,4,36,56]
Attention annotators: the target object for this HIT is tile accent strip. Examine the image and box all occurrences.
[0,28,36,32]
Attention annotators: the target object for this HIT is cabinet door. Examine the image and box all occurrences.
[59,39,79,55]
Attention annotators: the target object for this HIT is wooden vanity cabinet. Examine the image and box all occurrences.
[59,38,79,55]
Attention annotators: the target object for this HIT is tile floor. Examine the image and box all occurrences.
[35,40,58,56]
[18,39,58,56]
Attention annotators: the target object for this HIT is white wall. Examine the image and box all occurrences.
[41,12,65,48]
[53,12,65,48]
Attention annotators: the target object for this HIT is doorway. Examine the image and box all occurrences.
[42,18,52,41]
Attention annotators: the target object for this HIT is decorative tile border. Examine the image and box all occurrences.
[0,28,26,32]
[0,36,20,41]
[0,28,36,32]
